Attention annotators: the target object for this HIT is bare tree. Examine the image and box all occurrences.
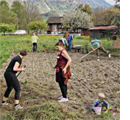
[24,1,41,24]
[93,7,120,26]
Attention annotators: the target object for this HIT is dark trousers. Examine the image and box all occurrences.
[59,81,67,98]
[96,46,108,57]
[58,69,67,98]
[4,72,20,100]
[33,43,37,52]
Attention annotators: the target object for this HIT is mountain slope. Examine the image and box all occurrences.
[3,0,112,15]
[78,0,111,8]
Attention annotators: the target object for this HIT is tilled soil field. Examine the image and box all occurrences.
[0,52,120,120]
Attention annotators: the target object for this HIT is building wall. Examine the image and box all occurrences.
[90,30,101,38]
[48,24,62,32]
[82,29,90,36]
[49,25,53,32]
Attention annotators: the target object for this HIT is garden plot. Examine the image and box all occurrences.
[0,52,120,120]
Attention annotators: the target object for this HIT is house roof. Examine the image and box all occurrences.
[47,17,63,24]
[89,26,118,31]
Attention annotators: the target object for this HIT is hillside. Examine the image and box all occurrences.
[3,0,112,15]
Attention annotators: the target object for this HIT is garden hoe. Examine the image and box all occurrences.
[80,47,100,62]
[16,65,26,77]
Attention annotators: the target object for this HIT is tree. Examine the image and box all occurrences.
[11,1,25,29]
[62,10,93,30]
[103,8,120,25]
[93,8,106,25]
[93,7,120,35]
[93,7,120,26]
[78,4,93,15]
[0,23,15,35]
[0,0,9,10]
[19,1,42,31]
[24,1,42,24]
[0,0,17,24]
[28,21,48,33]
[62,9,93,31]
[112,15,120,35]
[111,7,120,35]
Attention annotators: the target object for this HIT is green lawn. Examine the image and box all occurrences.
[0,35,119,68]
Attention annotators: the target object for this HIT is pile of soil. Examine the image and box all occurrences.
[0,52,120,120]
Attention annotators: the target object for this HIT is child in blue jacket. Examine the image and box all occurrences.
[92,93,110,115]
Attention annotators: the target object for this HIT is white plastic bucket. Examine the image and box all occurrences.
[94,107,102,115]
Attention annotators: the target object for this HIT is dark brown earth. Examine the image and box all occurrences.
[0,52,120,120]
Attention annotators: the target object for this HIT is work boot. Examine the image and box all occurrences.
[15,104,23,111]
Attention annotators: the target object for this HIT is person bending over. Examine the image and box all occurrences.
[91,39,111,61]
[1,51,27,110]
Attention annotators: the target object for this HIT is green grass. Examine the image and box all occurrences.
[3,103,79,120]
[3,104,64,120]
[0,35,59,68]
[0,35,119,68]
[74,36,114,50]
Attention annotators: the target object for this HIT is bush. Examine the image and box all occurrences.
[0,23,15,35]
[28,21,48,33]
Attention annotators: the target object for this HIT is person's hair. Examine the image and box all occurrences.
[20,50,27,56]
[63,31,69,39]
[55,41,63,46]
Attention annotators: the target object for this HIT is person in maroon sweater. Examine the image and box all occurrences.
[55,40,72,102]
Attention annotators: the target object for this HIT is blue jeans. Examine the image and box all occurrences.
[68,44,72,51]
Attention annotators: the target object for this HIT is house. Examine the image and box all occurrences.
[89,26,118,38]
[46,17,90,36]
[46,17,117,37]
[46,17,63,34]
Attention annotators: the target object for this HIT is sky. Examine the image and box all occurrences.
[105,0,115,5]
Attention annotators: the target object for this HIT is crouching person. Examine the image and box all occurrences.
[55,40,72,103]
[92,93,110,115]
[1,51,27,110]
